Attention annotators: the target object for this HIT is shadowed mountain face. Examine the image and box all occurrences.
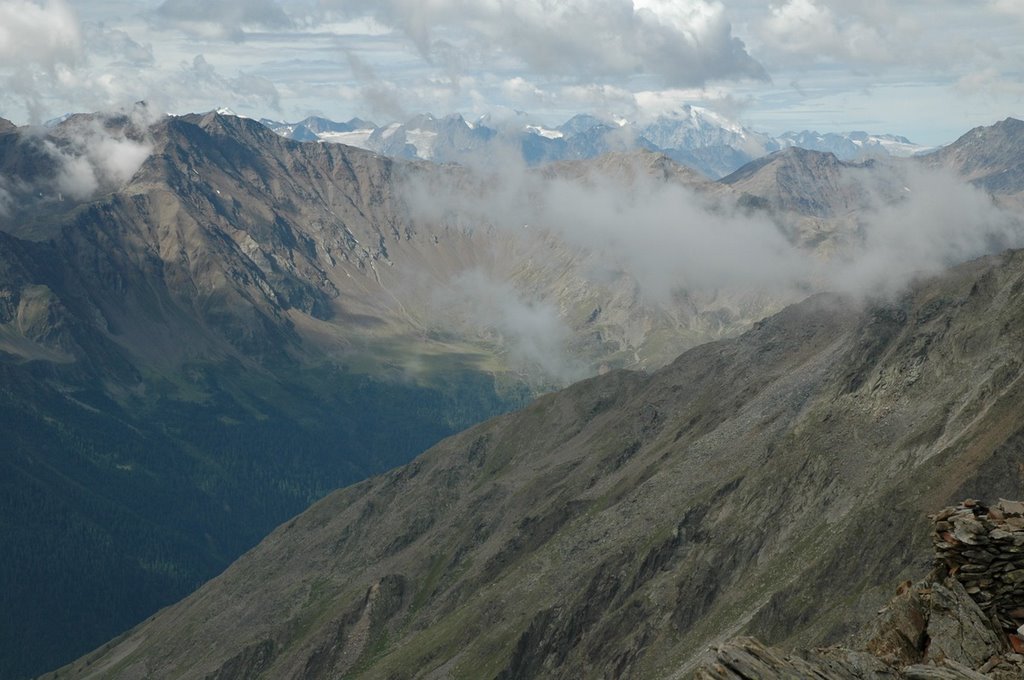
[0,113,537,679]
[46,246,1024,680]
[0,112,791,679]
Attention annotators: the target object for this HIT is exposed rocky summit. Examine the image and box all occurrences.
[717,146,896,251]
[924,118,1024,201]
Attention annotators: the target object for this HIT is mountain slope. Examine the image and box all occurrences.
[717,146,902,251]
[697,498,1024,679]
[0,111,801,679]
[720,146,878,218]
[11,113,1024,679]
[49,246,1024,679]
[0,113,531,679]
[924,117,1024,197]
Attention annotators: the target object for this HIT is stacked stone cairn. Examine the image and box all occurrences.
[932,498,1024,651]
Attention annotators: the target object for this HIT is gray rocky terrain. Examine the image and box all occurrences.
[44,243,1024,679]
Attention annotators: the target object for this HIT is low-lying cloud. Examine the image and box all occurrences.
[0,111,155,218]
[436,270,587,383]
[48,121,153,200]
[403,152,1024,371]
[831,166,1023,296]
[407,154,808,301]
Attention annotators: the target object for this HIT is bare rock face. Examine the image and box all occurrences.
[700,576,1023,679]
[696,638,897,679]
[716,146,900,252]
[924,118,1024,196]
[932,499,1024,637]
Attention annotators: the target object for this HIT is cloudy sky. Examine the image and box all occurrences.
[0,0,1022,144]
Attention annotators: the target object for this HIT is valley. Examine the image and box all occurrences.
[44,241,1024,679]
[2,110,1023,679]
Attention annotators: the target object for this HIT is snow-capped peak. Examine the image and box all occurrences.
[215,107,250,119]
[524,124,564,140]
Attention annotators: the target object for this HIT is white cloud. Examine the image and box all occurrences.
[323,0,766,86]
[955,67,1024,99]
[155,0,292,40]
[404,154,806,303]
[558,83,639,115]
[83,23,154,65]
[758,0,899,64]
[0,112,154,218]
[991,0,1024,21]
[0,0,81,69]
[48,117,154,199]
[0,0,85,121]
[0,0,1021,149]
[145,54,283,113]
[437,270,587,382]
[404,151,1024,306]
[831,164,1024,296]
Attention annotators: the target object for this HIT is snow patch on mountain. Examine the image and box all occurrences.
[778,130,932,159]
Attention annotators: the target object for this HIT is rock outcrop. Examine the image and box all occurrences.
[932,499,1024,642]
[697,501,1024,679]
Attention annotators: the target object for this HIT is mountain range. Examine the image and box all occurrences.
[45,236,1024,679]
[260,105,932,179]
[0,109,778,679]
[3,111,1023,678]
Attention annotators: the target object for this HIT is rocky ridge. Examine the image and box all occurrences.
[717,146,892,252]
